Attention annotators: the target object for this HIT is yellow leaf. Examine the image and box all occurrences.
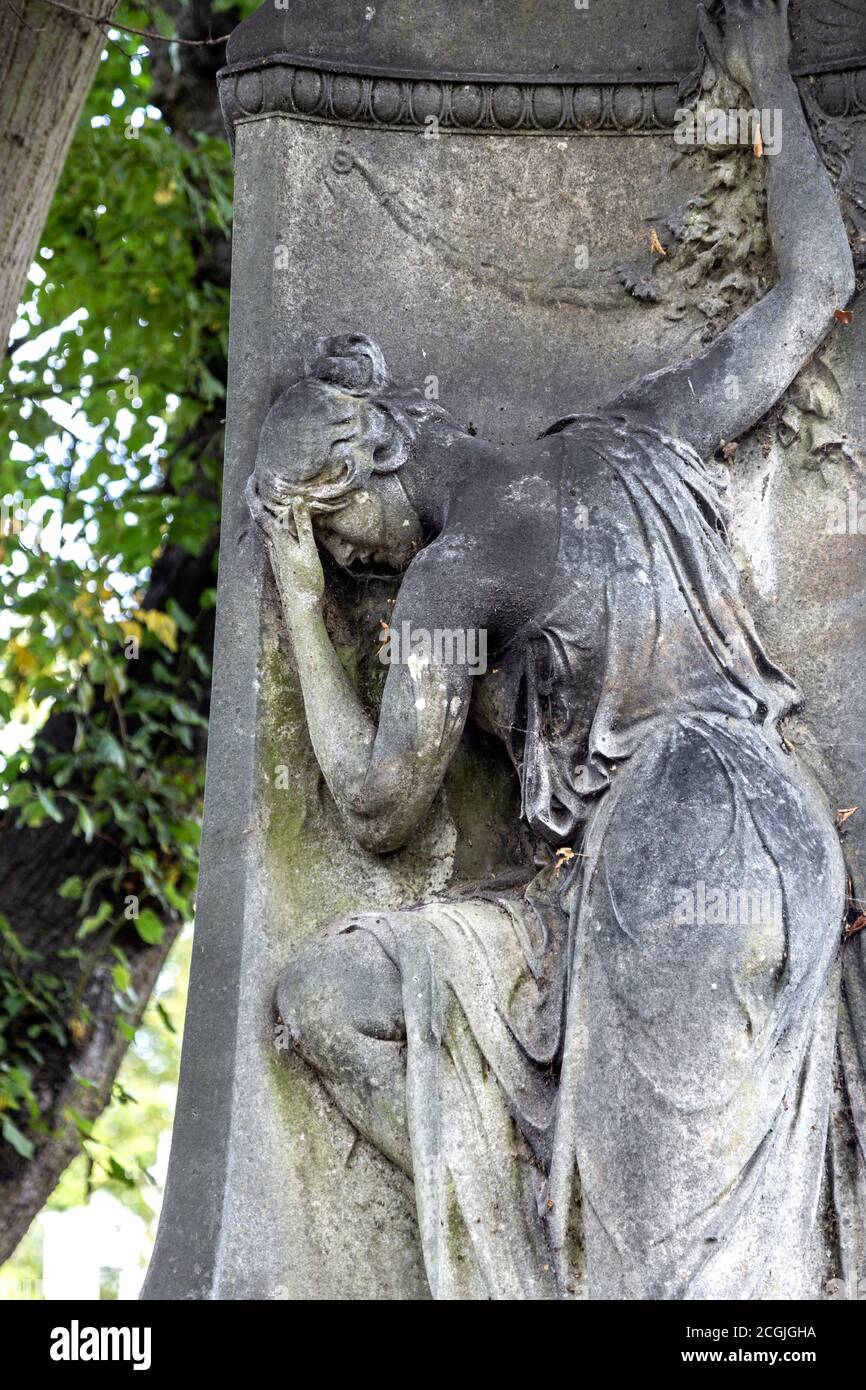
[134,608,178,652]
[553,846,576,878]
[9,638,38,676]
[753,123,763,158]
[153,179,177,206]
[118,619,143,641]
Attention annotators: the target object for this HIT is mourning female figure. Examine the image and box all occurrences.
[246,0,865,1298]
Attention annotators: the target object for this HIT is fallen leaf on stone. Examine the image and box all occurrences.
[834,308,854,325]
[836,806,859,826]
[649,228,666,257]
[753,124,763,158]
[845,913,866,938]
[554,847,576,877]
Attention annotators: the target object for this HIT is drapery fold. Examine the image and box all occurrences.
[344,414,860,1298]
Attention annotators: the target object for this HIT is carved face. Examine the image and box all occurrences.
[253,377,421,569]
[314,475,423,572]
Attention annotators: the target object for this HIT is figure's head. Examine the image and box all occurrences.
[250,334,449,571]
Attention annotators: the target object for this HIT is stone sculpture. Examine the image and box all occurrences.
[243,0,864,1300]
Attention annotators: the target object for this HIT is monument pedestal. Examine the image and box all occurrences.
[144,0,866,1300]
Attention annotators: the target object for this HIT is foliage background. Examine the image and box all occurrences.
[0,0,257,1286]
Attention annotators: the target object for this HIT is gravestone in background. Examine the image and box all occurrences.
[143,0,866,1299]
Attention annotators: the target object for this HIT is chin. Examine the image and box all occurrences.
[350,556,405,579]
[381,548,415,573]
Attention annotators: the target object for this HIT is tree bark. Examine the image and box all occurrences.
[0,0,121,360]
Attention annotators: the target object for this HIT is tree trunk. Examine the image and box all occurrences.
[0,0,121,360]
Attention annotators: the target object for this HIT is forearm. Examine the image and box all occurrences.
[274,569,375,810]
[754,70,854,304]
[251,490,458,853]
[609,61,855,455]
[285,596,466,853]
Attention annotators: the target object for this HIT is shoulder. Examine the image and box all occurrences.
[395,528,495,619]
[394,510,551,645]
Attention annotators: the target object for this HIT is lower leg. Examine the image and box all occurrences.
[277,927,412,1175]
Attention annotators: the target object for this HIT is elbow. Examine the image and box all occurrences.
[346,788,414,854]
[345,762,437,854]
[782,251,855,319]
[352,816,412,855]
[821,255,856,310]
[839,257,856,307]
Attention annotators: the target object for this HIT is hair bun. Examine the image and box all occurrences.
[305,333,389,393]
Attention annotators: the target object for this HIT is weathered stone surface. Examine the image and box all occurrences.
[145,1,866,1300]
[224,0,866,79]
[147,112,723,1300]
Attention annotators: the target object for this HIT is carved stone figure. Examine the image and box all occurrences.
[246,0,863,1299]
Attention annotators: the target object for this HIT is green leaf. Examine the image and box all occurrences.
[0,914,32,961]
[36,786,64,824]
[156,1001,176,1034]
[166,598,195,633]
[75,803,96,844]
[162,879,188,913]
[2,1115,34,1159]
[105,1155,135,1187]
[112,962,132,994]
[77,900,113,939]
[58,875,84,900]
[93,729,126,770]
[169,699,207,728]
[67,1107,94,1136]
[134,909,165,946]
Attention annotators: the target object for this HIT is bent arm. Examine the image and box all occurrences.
[287,597,471,853]
[608,13,855,458]
[265,519,477,853]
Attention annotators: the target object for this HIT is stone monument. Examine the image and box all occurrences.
[144,0,866,1300]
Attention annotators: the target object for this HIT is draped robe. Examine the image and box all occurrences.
[338,414,864,1299]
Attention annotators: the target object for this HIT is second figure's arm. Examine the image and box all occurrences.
[608,0,855,459]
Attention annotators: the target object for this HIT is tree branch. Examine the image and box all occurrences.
[32,0,230,47]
